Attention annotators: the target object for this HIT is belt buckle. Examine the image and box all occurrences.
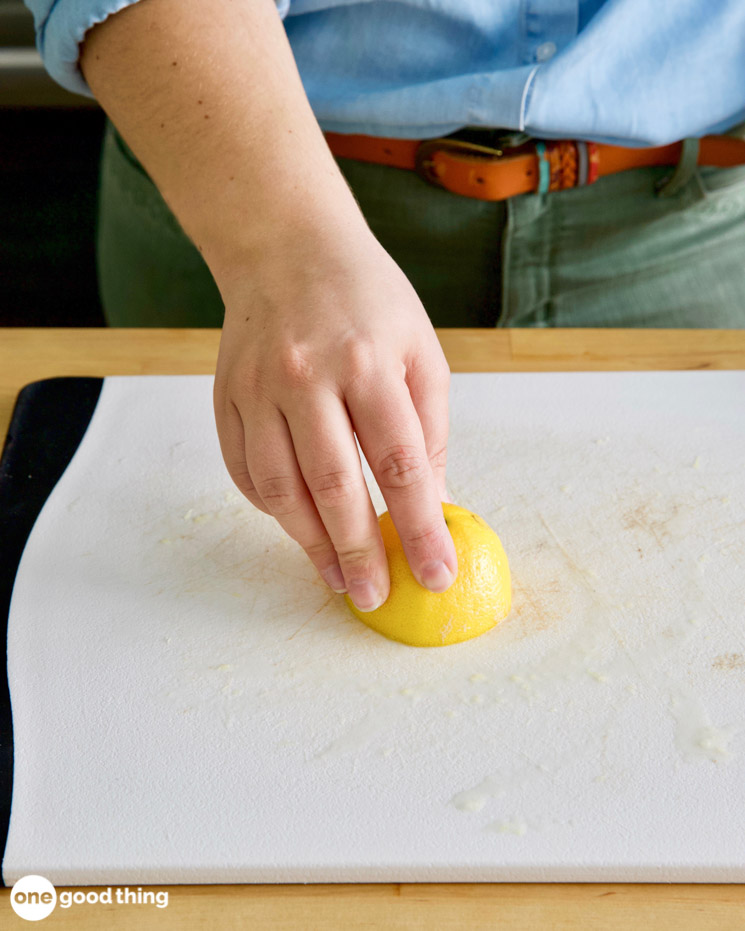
[414,137,508,190]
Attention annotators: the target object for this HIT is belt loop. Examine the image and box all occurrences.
[655,137,700,197]
[535,141,550,194]
[576,141,589,186]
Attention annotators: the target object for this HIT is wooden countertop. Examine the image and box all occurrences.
[2,327,745,930]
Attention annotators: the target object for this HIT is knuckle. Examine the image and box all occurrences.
[342,340,379,389]
[335,543,379,574]
[401,521,445,554]
[375,445,427,490]
[306,469,358,509]
[303,537,335,559]
[254,474,303,515]
[428,443,448,473]
[345,338,376,374]
[279,345,316,387]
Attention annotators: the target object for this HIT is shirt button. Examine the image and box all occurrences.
[535,41,557,62]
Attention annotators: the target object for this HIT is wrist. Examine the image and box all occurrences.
[205,185,373,301]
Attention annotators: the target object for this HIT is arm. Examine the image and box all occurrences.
[80,0,358,285]
[80,0,457,610]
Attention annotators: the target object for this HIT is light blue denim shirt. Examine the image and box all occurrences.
[23,0,745,146]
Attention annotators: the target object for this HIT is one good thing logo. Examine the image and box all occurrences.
[9,875,169,921]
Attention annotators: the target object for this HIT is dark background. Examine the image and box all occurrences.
[1,0,106,326]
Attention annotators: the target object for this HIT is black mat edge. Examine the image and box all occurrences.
[0,377,104,884]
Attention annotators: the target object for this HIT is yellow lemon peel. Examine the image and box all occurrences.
[345,503,511,647]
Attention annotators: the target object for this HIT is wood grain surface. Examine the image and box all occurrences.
[2,327,745,930]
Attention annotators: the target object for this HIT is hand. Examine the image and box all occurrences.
[213,222,458,612]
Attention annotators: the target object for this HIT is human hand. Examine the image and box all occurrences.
[213,221,457,612]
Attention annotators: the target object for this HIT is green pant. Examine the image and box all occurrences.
[97,118,745,328]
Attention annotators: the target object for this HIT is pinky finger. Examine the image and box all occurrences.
[214,398,271,516]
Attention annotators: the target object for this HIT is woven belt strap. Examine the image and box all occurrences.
[323,132,745,200]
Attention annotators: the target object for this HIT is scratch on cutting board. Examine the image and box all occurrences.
[287,593,336,641]
[536,512,606,600]
[535,511,635,667]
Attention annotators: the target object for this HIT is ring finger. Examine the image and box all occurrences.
[241,403,347,594]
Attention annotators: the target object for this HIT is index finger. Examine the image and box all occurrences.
[346,373,457,593]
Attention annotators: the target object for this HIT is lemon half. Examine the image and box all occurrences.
[345,503,511,647]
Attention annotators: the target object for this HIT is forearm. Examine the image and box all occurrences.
[80,0,366,288]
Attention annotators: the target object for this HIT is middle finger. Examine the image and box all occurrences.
[287,390,390,612]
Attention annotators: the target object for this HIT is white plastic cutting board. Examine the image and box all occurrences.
[4,372,745,885]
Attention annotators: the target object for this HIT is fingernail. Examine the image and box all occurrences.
[420,560,455,593]
[443,490,453,504]
[322,565,347,593]
[348,580,384,612]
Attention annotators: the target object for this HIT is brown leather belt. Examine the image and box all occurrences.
[323,131,745,201]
